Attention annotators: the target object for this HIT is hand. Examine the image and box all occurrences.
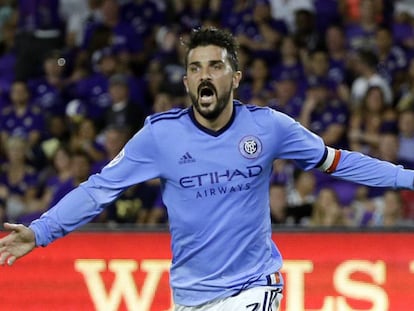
[0,223,36,266]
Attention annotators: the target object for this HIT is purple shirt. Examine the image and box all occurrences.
[392,22,414,49]
[268,96,304,120]
[314,0,341,34]
[345,23,377,51]
[0,106,45,138]
[28,77,66,116]
[237,81,274,104]
[308,99,349,149]
[74,73,148,121]
[17,0,62,32]
[377,46,408,84]
[0,165,37,196]
[120,0,165,38]
[82,21,143,54]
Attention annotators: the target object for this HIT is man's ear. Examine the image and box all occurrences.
[233,71,242,89]
[183,75,189,92]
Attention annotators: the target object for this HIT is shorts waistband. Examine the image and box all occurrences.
[266,271,283,286]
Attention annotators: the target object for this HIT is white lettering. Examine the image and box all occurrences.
[334,260,388,311]
[74,259,171,311]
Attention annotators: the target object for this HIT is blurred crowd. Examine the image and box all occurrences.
[0,0,414,228]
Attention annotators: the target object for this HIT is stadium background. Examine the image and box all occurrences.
[1,0,414,310]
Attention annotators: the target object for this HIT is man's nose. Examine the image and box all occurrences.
[200,67,212,80]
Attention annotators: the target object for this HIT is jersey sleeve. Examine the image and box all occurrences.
[330,149,414,189]
[29,121,161,246]
[272,111,326,170]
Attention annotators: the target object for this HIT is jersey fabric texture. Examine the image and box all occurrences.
[29,101,414,306]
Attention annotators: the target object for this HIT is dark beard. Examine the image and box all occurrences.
[189,84,233,120]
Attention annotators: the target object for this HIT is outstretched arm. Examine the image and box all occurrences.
[0,223,36,266]
[0,121,161,264]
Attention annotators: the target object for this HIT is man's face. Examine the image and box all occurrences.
[10,82,29,106]
[183,45,241,120]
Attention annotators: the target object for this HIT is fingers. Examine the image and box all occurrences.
[7,255,16,266]
[3,222,22,232]
[0,251,16,266]
[0,250,10,265]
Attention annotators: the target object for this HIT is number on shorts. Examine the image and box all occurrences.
[246,289,279,311]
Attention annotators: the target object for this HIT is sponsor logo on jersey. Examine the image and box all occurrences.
[179,152,196,164]
[239,135,262,159]
[179,165,262,188]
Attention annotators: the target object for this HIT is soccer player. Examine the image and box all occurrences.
[1,27,414,311]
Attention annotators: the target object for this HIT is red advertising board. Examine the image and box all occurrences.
[0,231,413,311]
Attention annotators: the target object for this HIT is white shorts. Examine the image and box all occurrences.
[175,286,283,311]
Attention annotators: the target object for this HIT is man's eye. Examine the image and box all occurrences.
[213,64,222,70]
[189,66,199,73]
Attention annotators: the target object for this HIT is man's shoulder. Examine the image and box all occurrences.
[148,107,190,125]
[237,101,290,122]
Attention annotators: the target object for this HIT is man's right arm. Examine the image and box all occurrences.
[30,121,161,247]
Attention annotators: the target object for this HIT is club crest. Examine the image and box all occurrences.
[239,136,262,159]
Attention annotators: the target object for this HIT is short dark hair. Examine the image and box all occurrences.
[183,27,239,71]
[356,49,378,69]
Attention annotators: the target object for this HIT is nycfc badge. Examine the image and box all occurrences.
[239,136,262,159]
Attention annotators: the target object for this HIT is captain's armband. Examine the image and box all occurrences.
[317,147,341,174]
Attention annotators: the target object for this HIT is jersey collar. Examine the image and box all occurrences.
[189,101,237,137]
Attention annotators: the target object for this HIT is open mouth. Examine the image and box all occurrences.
[198,84,216,104]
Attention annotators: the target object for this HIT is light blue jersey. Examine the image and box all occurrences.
[29,101,414,306]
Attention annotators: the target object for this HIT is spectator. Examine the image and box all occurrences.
[62,0,103,49]
[392,2,414,57]
[0,136,39,224]
[75,46,148,126]
[348,85,397,156]
[69,117,105,164]
[152,91,177,114]
[286,170,316,225]
[374,26,408,95]
[104,73,146,135]
[350,48,393,106]
[173,0,213,31]
[0,80,45,167]
[313,0,343,35]
[0,18,17,109]
[269,181,288,225]
[148,26,187,107]
[105,183,159,224]
[343,0,380,51]
[91,124,130,174]
[27,50,69,118]
[44,150,97,222]
[396,57,414,110]
[235,0,287,62]
[324,24,351,91]
[397,108,414,165]
[293,8,322,53]
[305,48,345,100]
[79,0,144,77]
[18,144,74,225]
[309,188,349,227]
[237,57,274,105]
[270,35,306,95]
[14,0,64,80]
[358,131,411,201]
[299,77,349,149]
[268,69,303,119]
[120,0,165,45]
[268,0,314,33]
[370,190,412,227]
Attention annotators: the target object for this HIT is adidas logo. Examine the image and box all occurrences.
[179,152,196,164]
